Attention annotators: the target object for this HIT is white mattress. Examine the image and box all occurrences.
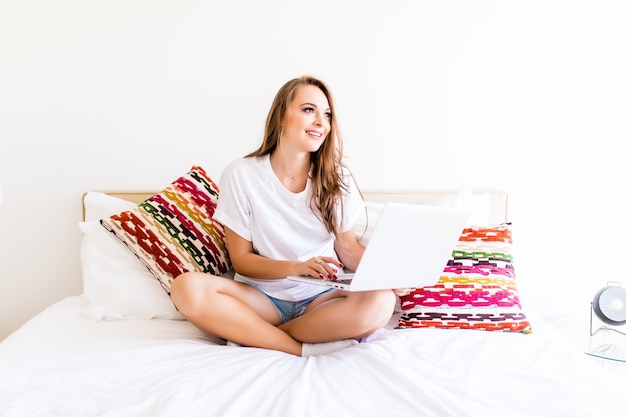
[1,295,624,417]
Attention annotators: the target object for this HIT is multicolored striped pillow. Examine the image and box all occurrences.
[100,166,231,294]
[397,223,531,333]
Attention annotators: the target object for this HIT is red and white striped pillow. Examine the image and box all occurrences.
[101,166,232,294]
[397,223,531,333]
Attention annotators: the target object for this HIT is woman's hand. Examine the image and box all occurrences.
[392,288,415,297]
[301,256,344,280]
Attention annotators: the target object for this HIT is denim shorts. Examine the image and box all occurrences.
[264,289,333,324]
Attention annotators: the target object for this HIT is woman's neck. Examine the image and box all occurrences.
[270,151,311,192]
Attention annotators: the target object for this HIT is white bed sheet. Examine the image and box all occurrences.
[1,295,624,417]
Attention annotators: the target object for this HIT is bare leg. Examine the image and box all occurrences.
[170,272,303,356]
[279,289,397,343]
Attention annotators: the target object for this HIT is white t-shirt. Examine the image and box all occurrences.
[213,154,365,301]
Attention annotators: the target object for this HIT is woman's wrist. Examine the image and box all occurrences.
[285,260,301,278]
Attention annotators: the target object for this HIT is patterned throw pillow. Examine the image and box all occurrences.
[397,223,531,333]
[100,166,231,294]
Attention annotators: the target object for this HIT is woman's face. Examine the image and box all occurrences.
[281,84,331,153]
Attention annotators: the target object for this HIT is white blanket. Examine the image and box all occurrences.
[0,295,624,417]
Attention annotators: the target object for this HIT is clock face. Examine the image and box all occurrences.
[593,286,626,325]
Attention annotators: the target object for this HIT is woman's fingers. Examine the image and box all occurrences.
[309,257,342,279]
[392,288,415,297]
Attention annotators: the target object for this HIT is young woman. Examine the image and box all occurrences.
[171,76,400,356]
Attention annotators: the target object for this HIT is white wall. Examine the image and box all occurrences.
[1,0,625,340]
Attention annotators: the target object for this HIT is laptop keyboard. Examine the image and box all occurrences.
[334,274,354,285]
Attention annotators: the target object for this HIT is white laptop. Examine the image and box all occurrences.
[287,203,471,292]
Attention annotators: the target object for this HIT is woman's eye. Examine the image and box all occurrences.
[303,107,314,113]
[324,112,332,119]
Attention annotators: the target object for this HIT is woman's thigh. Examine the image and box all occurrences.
[282,289,395,341]
[171,273,282,325]
[303,288,395,322]
[302,288,347,312]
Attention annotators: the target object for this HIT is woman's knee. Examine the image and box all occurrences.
[170,272,212,315]
[357,290,396,329]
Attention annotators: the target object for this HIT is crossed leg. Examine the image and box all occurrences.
[170,272,396,356]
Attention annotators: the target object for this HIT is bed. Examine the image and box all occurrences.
[0,166,624,417]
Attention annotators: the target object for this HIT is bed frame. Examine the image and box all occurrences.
[85,189,508,224]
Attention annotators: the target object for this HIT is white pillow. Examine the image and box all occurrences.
[425,188,492,226]
[80,192,184,320]
[83,191,137,222]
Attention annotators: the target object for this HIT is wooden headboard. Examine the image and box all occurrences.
[85,189,508,224]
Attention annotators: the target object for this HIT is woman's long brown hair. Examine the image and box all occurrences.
[246,75,350,237]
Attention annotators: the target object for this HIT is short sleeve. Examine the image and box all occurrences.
[213,161,253,241]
